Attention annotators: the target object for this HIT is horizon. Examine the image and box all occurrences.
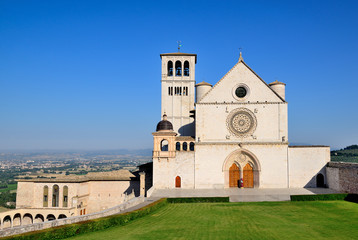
[1,0,357,150]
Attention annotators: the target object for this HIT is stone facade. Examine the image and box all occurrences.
[153,52,330,190]
[2,169,144,231]
[327,162,358,193]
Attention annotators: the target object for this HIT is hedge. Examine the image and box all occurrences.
[167,197,230,203]
[3,198,168,240]
[290,193,358,203]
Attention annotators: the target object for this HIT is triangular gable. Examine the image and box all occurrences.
[198,60,285,103]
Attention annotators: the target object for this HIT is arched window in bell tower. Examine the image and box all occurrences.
[161,139,169,151]
[184,61,189,76]
[167,61,173,76]
[175,61,182,76]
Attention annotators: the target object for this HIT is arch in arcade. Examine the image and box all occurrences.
[13,213,21,227]
[23,213,33,225]
[3,215,12,229]
[34,214,44,223]
[223,149,261,188]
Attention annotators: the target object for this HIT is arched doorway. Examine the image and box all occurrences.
[229,163,240,188]
[243,163,254,188]
[316,173,325,187]
[223,149,261,188]
[175,176,181,188]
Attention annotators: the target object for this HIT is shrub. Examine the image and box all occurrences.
[290,193,358,203]
[167,197,230,203]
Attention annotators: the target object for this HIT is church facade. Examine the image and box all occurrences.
[152,52,330,189]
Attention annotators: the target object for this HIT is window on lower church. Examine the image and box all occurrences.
[183,142,187,151]
[161,139,169,151]
[43,186,48,207]
[52,185,59,207]
[63,186,68,207]
[190,142,194,151]
[176,142,181,151]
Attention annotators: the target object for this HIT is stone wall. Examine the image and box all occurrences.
[288,146,330,188]
[327,162,358,193]
[0,197,145,238]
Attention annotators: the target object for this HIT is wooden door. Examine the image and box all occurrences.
[243,163,254,188]
[175,176,181,188]
[229,163,240,188]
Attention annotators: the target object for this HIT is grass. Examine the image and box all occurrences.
[67,201,358,240]
[0,206,10,212]
[0,184,17,193]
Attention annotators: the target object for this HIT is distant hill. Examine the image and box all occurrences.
[331,145,358,163]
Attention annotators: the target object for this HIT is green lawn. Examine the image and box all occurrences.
[0,184,17,193]
[67,201,358,240]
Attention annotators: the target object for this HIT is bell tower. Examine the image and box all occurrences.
[160,52,197,136]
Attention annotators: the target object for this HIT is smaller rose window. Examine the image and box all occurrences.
[235,87,247,98]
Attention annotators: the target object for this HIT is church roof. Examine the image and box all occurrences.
[160,52,197,63]
[269,80,286,86]
[175,136,195,141]
[156,114,174,131]
[197,57,286,103]
[195,81,212,87]
[16,170,135,183]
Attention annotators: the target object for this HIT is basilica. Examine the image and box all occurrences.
[152,51,330,189]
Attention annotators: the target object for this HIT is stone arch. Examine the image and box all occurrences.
[223,148,261,188]
[13,213,21,227]
[58,214,67,219]
[161,139,169,151]
[3,215,12,228]
[22,213,33,226]
[46,214,56,221]
[34,214,44,223]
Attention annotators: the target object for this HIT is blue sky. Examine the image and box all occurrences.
[0,0,357,150]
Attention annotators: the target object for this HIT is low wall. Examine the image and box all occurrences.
[0,197,145,238]
[327,162,358,194]
[146,187,155,198]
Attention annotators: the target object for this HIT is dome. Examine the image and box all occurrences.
[156,114,173,131]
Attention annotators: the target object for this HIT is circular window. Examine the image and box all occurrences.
[232,84,250,101]
[226,108,257,137]
[235,87,247,98]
